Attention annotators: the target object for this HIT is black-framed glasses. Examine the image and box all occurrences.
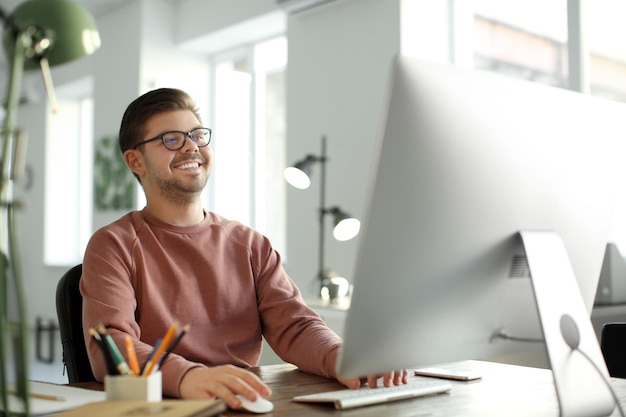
[134,127,212,151]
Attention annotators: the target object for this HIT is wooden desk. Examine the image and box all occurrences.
[233,361,626,417]
[76,361,626,416]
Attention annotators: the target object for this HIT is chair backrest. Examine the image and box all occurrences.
[55,264,96,383]
[600,322,626,378]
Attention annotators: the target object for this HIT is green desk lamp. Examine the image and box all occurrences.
[0,1,100,415]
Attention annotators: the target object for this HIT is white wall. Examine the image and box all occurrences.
[176,0,278,45]
[14,98,51,317]
[285,0,401,297]
[91,1,143,229]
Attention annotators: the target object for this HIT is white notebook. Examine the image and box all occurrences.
[2,381,106,416]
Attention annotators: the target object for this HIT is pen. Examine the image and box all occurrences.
[8,389,66,402]
[125,335,140,376]
[142,321,179,376]
[157,323,190,367]
[89,327,118,375]
[140,338,162,375]
[96,324,133,375]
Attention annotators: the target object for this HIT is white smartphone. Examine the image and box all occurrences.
[414,367,482,381]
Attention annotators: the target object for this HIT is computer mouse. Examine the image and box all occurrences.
[235,394,274,414]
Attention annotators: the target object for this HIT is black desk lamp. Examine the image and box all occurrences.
[285,135,360,299]
[0,1,100,413]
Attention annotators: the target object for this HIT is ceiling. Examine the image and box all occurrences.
[2,0,137,18]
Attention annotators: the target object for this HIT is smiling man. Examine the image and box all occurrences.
[80,88,407,410]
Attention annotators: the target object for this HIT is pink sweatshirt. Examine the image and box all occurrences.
[81,209,342,397]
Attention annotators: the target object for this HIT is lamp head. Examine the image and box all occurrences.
[328,206,361,241]
[284,155,320,189]
[3,0,100,69]
[284,165,311,189]
[319,268,350,302]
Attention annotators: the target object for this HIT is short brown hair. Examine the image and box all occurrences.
[118,88,202,153]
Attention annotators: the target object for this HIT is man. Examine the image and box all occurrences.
[81,88,407,410]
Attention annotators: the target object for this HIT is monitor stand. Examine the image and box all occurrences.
[519,231,615,417]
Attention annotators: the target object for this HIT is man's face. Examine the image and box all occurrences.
[126,109,213,203]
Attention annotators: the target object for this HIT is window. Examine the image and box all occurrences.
[44,79,93,265]
[470,0,626,102]
[403,0,626,257]
[406,0,626,102]
[208,36,287,255]
[586,1,626,103]
[403,1,572,87]
[471,0,568,87]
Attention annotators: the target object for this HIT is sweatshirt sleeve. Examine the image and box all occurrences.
[252,235,343,379]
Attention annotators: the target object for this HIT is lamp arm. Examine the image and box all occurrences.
[39,57,59,113]
[1,33,26,188]
[0,252,7,415]
[318,135,328,290]
[0,31,30,416]
[8,188,28,413]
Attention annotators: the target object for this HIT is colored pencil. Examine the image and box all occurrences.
[125,335,140,376]
[8,389,66,402]
[142,321,179,376]
[96,323,133,375]
[157,323,190,367]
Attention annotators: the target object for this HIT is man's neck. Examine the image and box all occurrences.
[144,199,205,227]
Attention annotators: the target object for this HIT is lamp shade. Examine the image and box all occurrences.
[284,155,319,189]
[319,269,350,301]
[333,217,360,241]
[3,0,100,69]
[329,207,360,241]
[284,165,311,189]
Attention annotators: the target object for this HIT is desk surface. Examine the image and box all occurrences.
[76,360,626,416]
[236,360,626,417]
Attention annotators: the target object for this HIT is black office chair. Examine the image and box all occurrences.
[55,264,96,383]
[600,323,626,378]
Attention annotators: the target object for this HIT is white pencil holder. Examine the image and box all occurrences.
[105,371,162,402]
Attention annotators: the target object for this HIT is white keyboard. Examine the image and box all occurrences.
[292,380,452,410]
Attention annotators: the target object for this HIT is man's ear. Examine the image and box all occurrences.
[124,149,145,178]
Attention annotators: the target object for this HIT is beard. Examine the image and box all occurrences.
[145,154,210,206]
[156,174,208,206]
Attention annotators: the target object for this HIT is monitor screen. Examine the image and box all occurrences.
[337,56,626,385]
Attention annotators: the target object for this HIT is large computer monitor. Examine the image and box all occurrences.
[336,56,626,416]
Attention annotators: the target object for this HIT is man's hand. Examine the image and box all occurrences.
[179,365,272,410]
[337,369,409,389]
